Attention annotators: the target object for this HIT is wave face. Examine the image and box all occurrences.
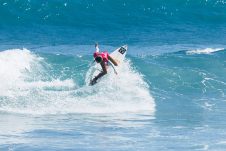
[0,46,226,151]
[0,48,155,114]
[0,0,226,45]
[0,46,225,116]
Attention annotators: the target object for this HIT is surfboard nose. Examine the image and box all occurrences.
[123,45,128,49]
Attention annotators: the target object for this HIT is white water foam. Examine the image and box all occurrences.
[186,48,224,55]
[0,48,40,96]
[83,60,155,114]
[0,49,155,115]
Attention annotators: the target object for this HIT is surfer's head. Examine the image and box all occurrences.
[95,55,103,63]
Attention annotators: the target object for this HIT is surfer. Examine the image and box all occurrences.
[90,43,118,85]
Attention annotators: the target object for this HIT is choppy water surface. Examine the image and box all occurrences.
[1,0,226,150]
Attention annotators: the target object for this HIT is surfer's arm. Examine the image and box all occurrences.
[95,43,99,52]
[108,55,118,66]
[109,61,118,75]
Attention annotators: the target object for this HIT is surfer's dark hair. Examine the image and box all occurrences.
[95,56,102,63]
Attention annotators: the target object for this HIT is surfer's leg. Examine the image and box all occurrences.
[92,62,107,82]
[108,55,118,66]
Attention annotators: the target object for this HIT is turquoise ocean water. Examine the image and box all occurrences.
[0,0,226,150]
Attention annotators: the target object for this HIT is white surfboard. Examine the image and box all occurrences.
[90,45,128,85]
[110,45,128,65]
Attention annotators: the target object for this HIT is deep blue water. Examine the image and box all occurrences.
[0,0,226,151]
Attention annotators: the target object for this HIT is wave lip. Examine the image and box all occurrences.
[186,48,224,55]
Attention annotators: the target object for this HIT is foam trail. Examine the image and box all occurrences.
[186,48,224,55]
